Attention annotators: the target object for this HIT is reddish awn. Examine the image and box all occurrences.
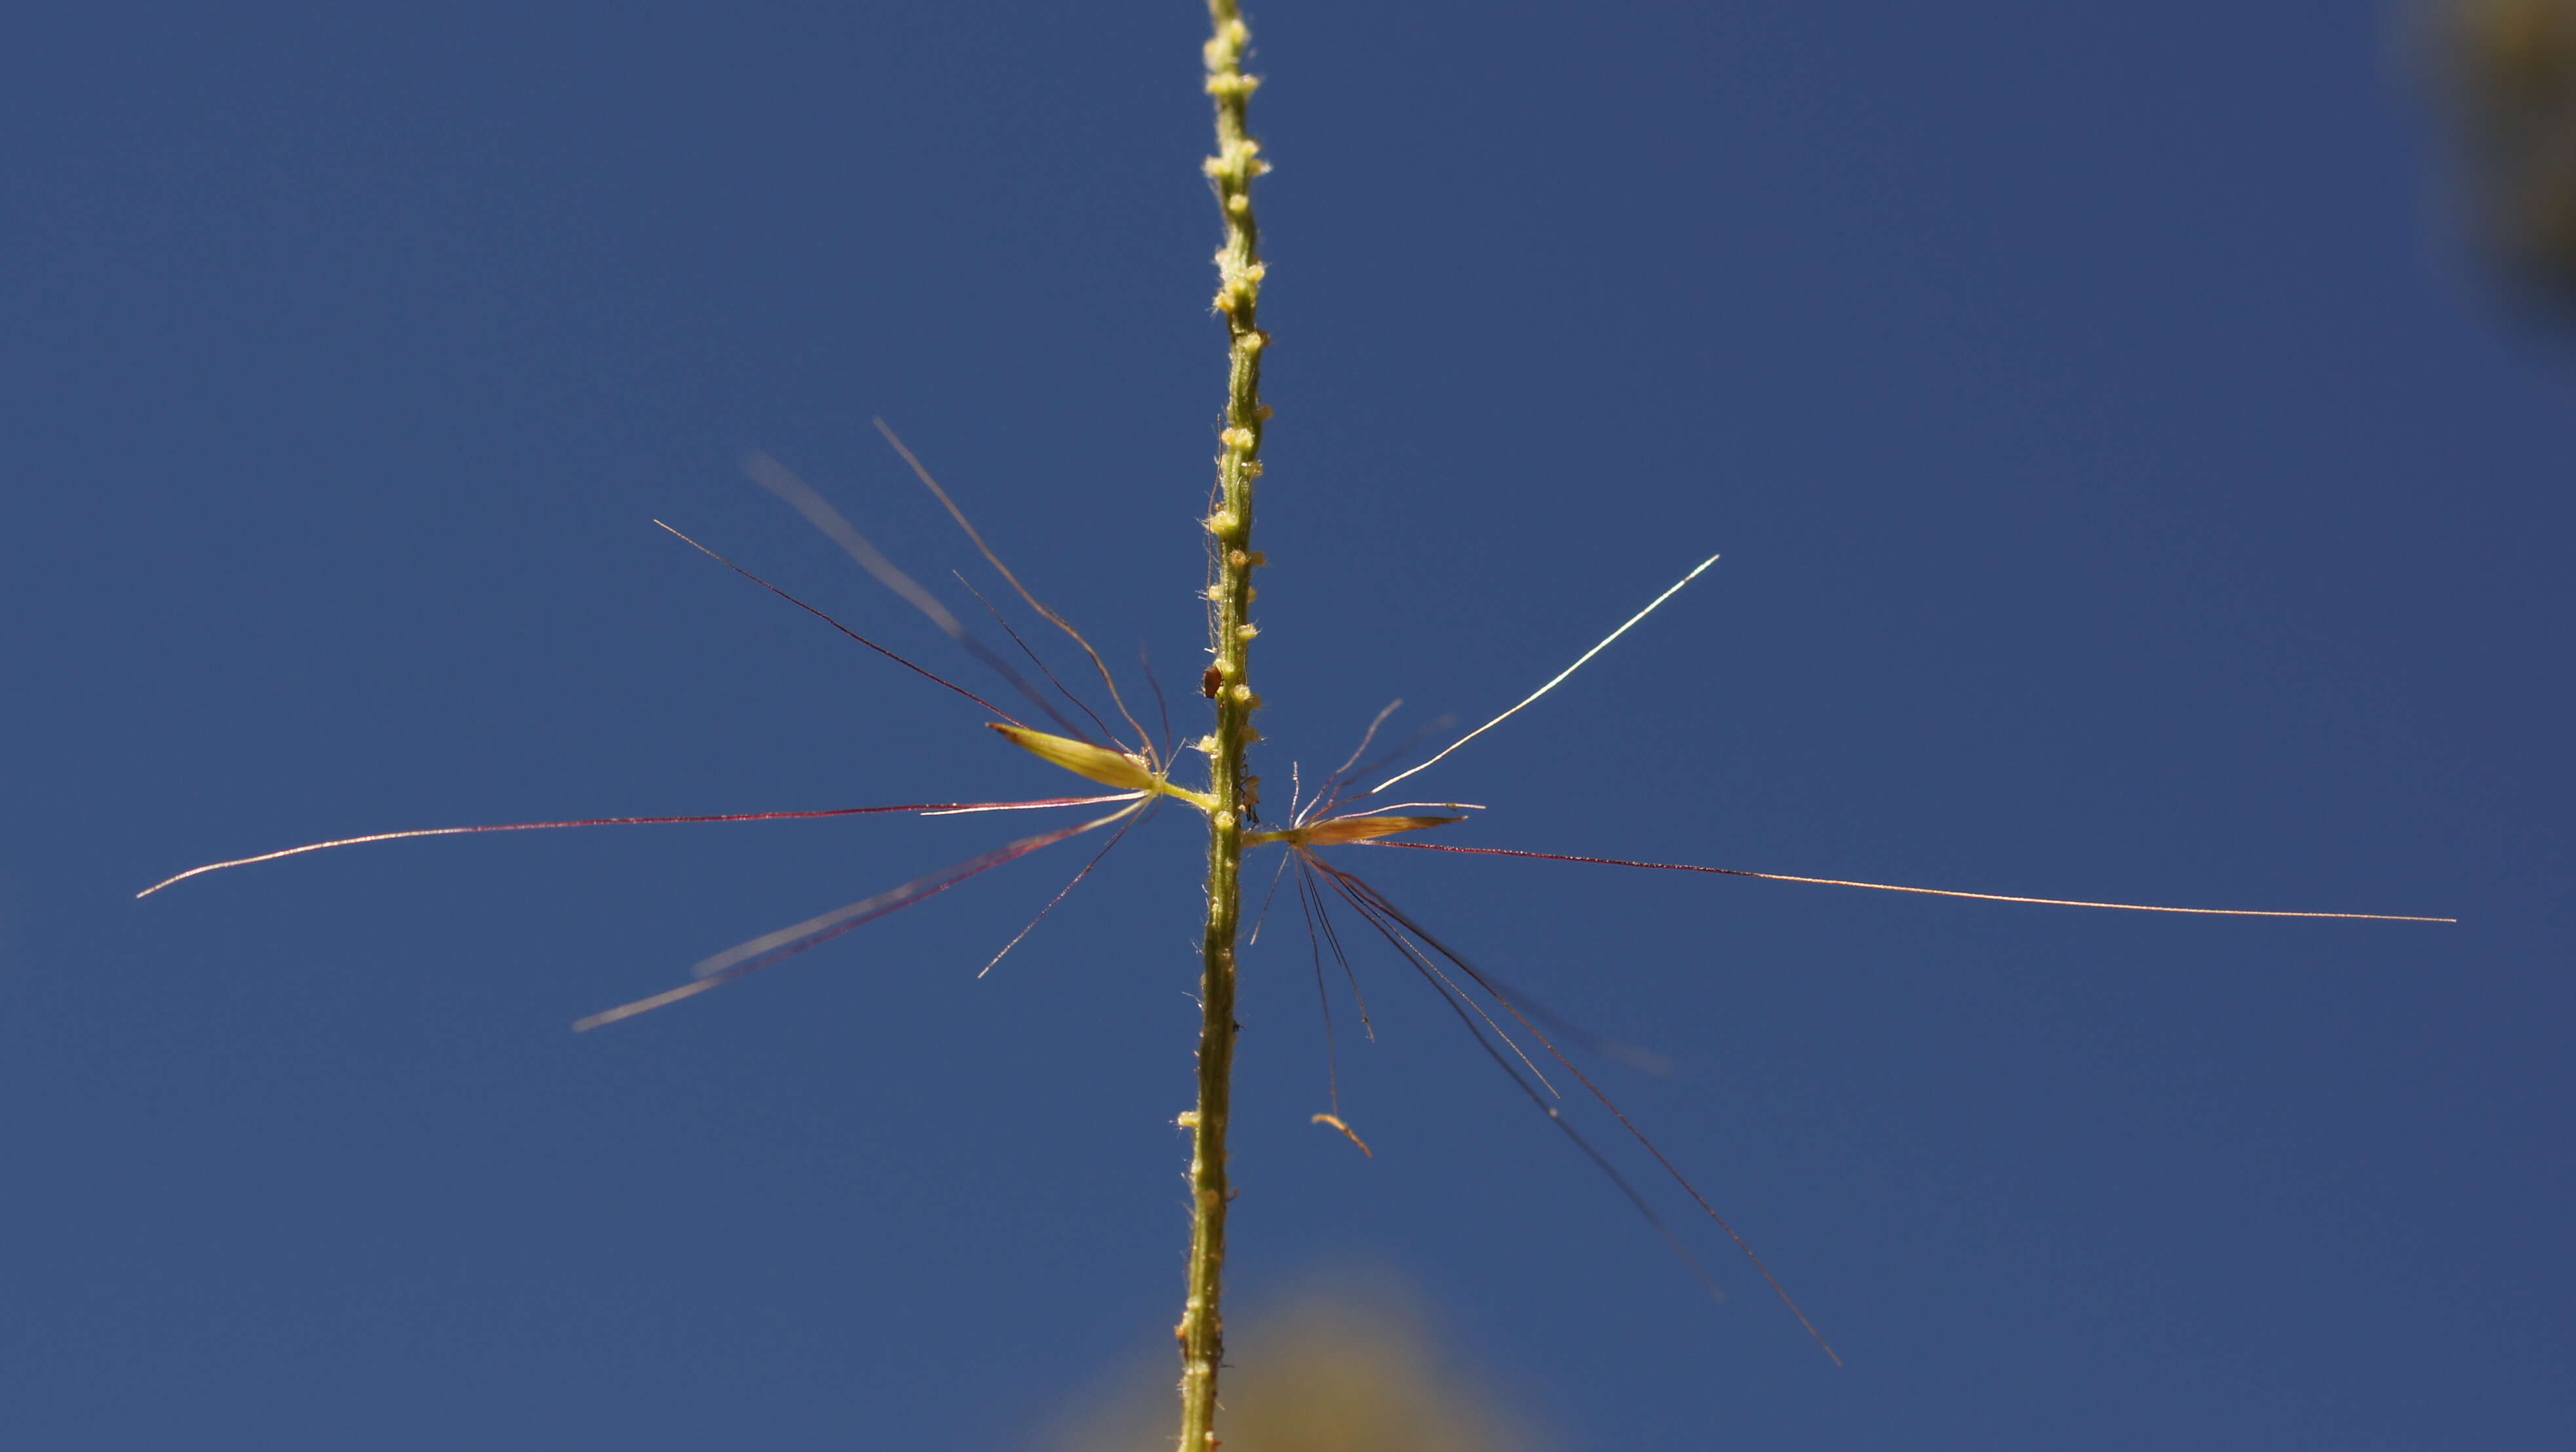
[140,436,2451,1360]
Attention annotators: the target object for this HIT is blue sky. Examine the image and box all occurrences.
[5,3,2569,1447]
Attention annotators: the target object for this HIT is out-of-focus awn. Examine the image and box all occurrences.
[139,430,1208,1025]
[136,434,2451,1361]
[1213,553,2449,1363]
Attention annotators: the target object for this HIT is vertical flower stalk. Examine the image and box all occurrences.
[1178,3,1269,1449]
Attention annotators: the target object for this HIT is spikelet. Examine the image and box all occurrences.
[988,724,1217,810]
[1251,814,1464,848]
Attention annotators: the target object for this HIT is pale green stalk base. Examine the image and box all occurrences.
[1178,3,1270,1449]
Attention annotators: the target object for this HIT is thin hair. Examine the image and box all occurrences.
[874,419,1155,756]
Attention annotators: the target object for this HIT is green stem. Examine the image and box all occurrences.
[1178,4,1268,1449]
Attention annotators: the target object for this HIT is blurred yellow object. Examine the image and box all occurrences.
[2435,0,2576,305]
[1049,1284,1539,1452]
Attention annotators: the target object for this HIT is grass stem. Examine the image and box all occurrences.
[1178,3,1270,1447]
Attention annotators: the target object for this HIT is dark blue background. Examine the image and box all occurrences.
[5,3,2567,1447]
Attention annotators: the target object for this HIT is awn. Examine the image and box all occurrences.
[137,442,2449,1360]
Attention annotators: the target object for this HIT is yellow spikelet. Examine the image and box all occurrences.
[990,724,1217,810]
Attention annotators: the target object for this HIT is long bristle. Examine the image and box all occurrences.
[976,800,1152,977]
[1300,857,1375,1042]
[874,420,1155,755]
[1306,852,1558,1095]
[1297,866,1348,1121]
[1302,698,1402,822]
[136,796,1129,899]
[747,452,1095,743]
[574,801,1137,1031]
[954,569,1116,746]
[1304,858,1744,1319]
[654,520,1023,724]
[1313,857,1843,1364]
[1372,842,2457,923]
[1371,554,1719,796]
